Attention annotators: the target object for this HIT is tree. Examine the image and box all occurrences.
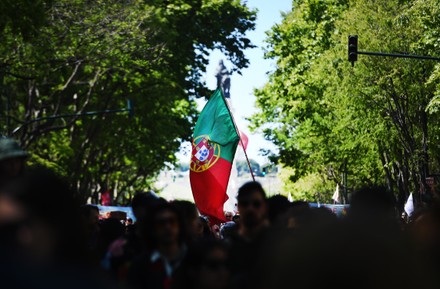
[1,0,256,203]
[251,0,354,199]
[0,0,53,38]
[251,0,440,208]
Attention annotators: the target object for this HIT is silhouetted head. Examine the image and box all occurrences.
[237,181,267,229]
[267,194,291,225]
[0,167,84,264]
[131,190,162,221]
[172,239,230,289]
[348,185,397,223]
[171,200,200,242]
[148,202,185,248]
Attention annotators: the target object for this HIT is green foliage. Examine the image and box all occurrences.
[0,0,256,203]
[280,167,335,202]
[0,0,53,39]
[252,0,440,206]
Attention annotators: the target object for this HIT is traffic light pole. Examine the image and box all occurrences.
[348,35,440,65]
[10,99,133,136]
[357,50,440,61]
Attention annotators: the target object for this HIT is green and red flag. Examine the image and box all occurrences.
[190,89,240,224]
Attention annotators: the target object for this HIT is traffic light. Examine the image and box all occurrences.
[348,35,358,66]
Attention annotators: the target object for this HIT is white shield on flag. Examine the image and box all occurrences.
[195,145,210,162]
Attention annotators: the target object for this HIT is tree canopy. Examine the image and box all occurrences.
[0,0,256,204]
[251,0,440,208]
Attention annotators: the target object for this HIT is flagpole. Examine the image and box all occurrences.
[218,89,255,181]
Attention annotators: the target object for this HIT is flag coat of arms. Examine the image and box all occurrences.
[190,89,240,224]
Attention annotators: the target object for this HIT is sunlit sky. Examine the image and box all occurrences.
[179,0,292,165]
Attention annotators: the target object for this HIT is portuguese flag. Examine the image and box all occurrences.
[190,89,240,224]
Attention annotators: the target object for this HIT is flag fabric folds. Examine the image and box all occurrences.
[190,89,240,224]
[287,192,293,203]
[238,130,249,151]
[404,193,414,217]
[101,190,112,206]
[332,184,341,204]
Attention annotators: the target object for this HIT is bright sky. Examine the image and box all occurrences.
[180,0,292,165]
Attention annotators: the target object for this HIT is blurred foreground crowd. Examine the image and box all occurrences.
[1,137,440,289]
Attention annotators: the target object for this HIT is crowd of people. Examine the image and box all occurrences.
[1,136,440,289]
